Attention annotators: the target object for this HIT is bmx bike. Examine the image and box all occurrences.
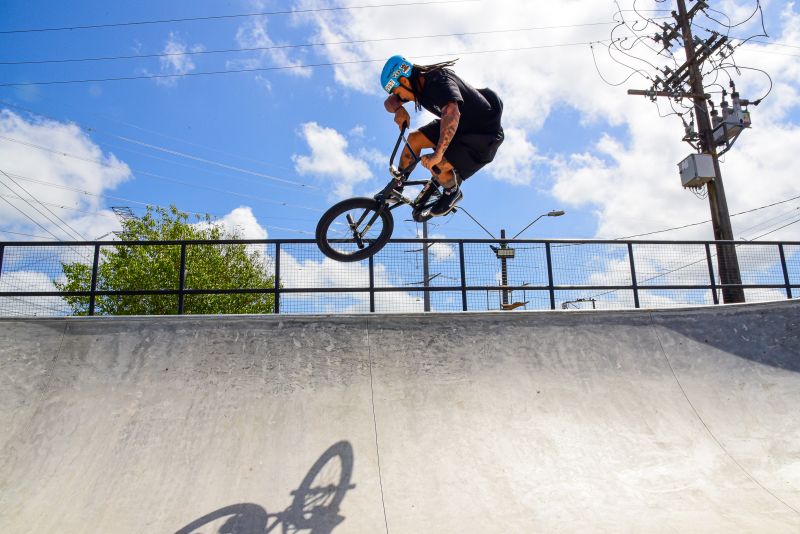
[315,124,456,263]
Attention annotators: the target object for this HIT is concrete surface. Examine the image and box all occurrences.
[0,301,798,533]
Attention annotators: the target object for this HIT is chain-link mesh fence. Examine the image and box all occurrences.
[0,239,797,317]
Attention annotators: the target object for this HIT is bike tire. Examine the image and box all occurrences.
[288,441,354,529]
[315,197,394,262]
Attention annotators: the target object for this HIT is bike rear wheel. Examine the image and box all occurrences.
[316,197,394,262]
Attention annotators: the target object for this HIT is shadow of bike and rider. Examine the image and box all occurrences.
[175,441,356,534]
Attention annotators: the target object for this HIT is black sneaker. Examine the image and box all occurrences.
[427,186,463,216]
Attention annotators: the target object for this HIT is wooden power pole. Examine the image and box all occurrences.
[630,0,745,303]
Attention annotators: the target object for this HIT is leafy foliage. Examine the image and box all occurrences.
[56,205,275,315]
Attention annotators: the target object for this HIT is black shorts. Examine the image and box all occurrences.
[418,123,504,180]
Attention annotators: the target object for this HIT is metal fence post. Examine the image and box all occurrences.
[0,244,4,282]
[369,255,375,313]
[628,243,640,309]
[779,244,793,300]
[274,243,281,314]
[459,242,468,311]
[88,244,100,316]
[423,222,430,312]
[546,242,556,310]
[178,243,187,314]
[705,243,719,305]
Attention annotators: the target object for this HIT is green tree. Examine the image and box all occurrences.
[56,205,276,315]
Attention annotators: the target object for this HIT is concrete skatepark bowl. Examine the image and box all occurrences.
[0,300,798,533]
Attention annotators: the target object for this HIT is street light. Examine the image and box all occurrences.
[489,210,566,308]
[511,210,566,240]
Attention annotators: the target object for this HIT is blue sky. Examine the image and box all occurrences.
[0,1,798,243]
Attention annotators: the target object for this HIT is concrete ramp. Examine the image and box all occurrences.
[1,301,798,533]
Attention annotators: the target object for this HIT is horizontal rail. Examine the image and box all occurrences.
[4,284,798,299]
[2,238,798,247]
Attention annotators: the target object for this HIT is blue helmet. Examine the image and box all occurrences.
[381,55,413,94]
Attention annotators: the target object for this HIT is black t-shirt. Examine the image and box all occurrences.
[418,69,503,135]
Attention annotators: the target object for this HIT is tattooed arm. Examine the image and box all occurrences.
[434,102,461,158]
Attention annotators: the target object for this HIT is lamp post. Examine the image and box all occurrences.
[511,210,566,240]
[491,210,566,308]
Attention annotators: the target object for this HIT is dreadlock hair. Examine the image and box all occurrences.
[409,59,459,112]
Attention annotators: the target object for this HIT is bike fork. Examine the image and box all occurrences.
[347,207,385,249]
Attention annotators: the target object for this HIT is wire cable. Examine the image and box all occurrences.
[607,194,800,240]
[750,216,800,241]
[0,170,88,245]
[0,170,88,240]
[0,21,625,66]
[0,0,479,35]
[0,39,613,87]
[0,135,325,213]
[0,100,320,194]
[0,169,319,237]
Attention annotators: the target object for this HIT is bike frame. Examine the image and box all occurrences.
[378,124,440,210]
[343,126,439,246]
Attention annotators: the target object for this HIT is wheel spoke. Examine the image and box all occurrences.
[316,198,394,262]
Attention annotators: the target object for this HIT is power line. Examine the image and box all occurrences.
[0,21,623,66]
[0,100,321,194]
[113,135,318,190]
[0,173,80,242]
[0,190,320,228]
[611,194,800,240]
[0,169,318,237]
[0,135,324,213]
[0,229,61,240]
[735,206,800,237]
[0,168,86,240]
[0,39,611,87]
[0,0,477,35]
[749,215,800,241]
[0,193,118,219]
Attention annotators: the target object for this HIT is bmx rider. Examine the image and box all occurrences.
[381,55,505,216]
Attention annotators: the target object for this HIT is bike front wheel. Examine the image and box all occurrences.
[315,197,394,262]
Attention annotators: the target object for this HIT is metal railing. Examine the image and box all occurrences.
[0,238,797,317]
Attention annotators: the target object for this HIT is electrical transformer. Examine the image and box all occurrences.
[712,92,752,146]
[678,153,715,188]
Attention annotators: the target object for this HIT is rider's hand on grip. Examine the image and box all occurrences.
[394,107,410,130]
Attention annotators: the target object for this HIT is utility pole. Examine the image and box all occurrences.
[500,229,509,307]
[627,0,746,303]
[675,0,744,304]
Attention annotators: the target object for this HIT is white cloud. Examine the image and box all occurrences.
[488,127,546,186]
[292,122,374,199]
[194,206,269,240]
[296,0,800,243]
[155,32,205,87]
[280,253,423,313]
[349,124,366,138]
[0,109,132,241]
[230,0,312,80]
[415,229,455,262]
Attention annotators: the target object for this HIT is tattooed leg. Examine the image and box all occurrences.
[401,131,435,170]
